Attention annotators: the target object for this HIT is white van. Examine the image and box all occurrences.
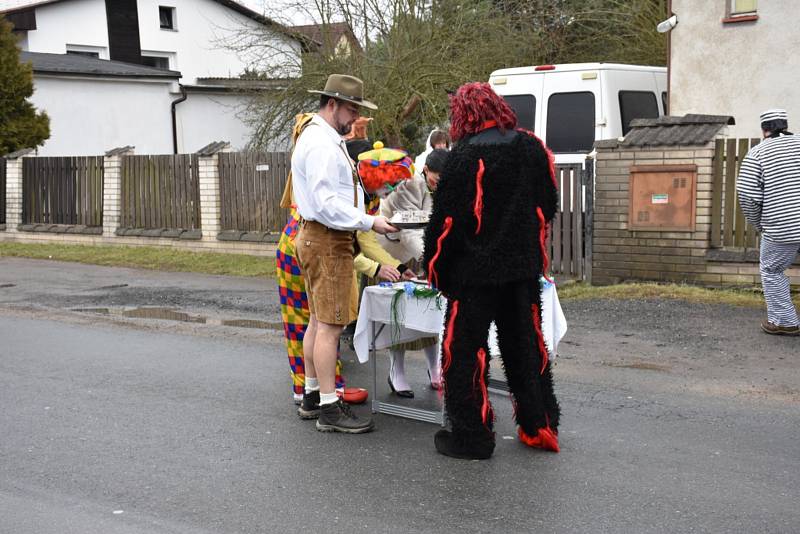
[488,63,667,164]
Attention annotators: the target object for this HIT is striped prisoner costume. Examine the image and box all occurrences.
[737,127,800,328]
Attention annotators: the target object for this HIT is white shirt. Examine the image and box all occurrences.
[291,114,374,232]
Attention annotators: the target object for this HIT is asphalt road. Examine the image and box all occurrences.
[0,258,797,533]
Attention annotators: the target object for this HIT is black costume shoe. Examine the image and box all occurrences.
[388,376,414,398]
[297,390,320,419]
[316,400,374,433]
[434,429,494,460]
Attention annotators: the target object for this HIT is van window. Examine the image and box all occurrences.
[619,91,659,135]
[502,94,536,131]
[546,92,595,153]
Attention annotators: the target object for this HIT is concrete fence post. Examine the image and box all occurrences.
[197,141,231,241]
[102,146,135,238]
[4,149,33,233]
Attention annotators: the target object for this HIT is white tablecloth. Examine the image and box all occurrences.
[488,278,567,357]
[353,284,445,363]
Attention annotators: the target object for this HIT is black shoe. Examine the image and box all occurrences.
[388,376,414,398]
[316,399,374,433]
[434,429,494,460]
[297,390,320,419]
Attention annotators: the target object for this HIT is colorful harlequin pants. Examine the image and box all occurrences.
[276,209,344,396]
[441,279,560,447]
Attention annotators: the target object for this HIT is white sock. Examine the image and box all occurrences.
[424,345,441,383]
[320,392,338,406]
[389,349,411,391]
[305,377,319,394]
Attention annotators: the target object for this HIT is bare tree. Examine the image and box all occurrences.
[227,0,537,151]
[227,0,667,151]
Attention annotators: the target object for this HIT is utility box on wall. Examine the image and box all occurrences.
[628,164,697,231]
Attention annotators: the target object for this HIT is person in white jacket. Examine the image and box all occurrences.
[413,129,450,175]
[377,149,450,395]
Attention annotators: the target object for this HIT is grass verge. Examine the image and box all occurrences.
[558,281,799,308]
[0,242,275,278]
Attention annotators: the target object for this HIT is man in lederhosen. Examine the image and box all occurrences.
[292,75,398,433]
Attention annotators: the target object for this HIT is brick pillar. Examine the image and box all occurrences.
[4,155,26,232]
[198,154,221,240]
[103,146,134,237]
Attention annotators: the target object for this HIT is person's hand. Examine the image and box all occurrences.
[401,269,416,281]
[376,264,401,282]
[371,216,399,235]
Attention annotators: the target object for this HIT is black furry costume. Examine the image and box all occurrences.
[422,126,560,458]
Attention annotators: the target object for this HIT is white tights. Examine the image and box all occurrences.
[389,344,441,391]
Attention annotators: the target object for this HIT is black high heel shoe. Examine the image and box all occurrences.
[387,376,414,398]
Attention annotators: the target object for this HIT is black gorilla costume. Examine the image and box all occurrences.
[422,125,560,459]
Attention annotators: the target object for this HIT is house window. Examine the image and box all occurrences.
[619,91,659,135]
[730,0,756,15]
[66,50,99,58]
[502,94,536,132]
[141,55,170,70]
[724,0,758,22]
[546,92,595,153]
[159,6,176,30]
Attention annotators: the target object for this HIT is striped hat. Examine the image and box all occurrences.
[760,109,788,124]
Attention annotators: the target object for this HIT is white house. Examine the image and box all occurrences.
[667,0,800,136]
[1,0,307,155]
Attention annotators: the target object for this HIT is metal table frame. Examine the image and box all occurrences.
[369,321,446,426]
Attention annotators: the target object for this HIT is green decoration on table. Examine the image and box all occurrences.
[388,283,443,344]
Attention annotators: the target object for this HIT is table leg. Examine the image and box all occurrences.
[371,320,378,414]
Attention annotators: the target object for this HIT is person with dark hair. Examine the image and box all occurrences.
[414,129,451,171]
[737,109,800,336]
[422,82,560,459]
[292,74,398,433]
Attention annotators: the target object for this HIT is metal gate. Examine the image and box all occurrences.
[549,161,593,282]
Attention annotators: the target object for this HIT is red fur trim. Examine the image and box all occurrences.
[441,300,459,381]
[516,128,558,190]
[474,159,485,234]
[536,206,553,283]
[427,216,453,288]
[531,303,548,374]
[474,348,493,427]
[517,426,560,453]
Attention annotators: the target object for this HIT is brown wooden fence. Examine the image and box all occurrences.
[120,154,201,229]
[218,151,290,232]
[711,138,761,249]
[21,156,104,225]
[548,162,592,281]
[0,157,6,225]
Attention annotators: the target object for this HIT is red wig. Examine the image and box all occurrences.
[357,156,414,193]
[449,82,517,141]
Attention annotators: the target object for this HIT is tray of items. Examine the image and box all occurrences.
[389,210,430,229]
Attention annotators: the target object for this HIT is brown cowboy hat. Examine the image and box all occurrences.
[308,74,378,110]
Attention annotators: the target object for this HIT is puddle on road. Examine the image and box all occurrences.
[71,306,282,331]
[603,361,671,372]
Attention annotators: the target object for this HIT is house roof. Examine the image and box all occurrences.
[290,22,361,52]
[20,51,181,79]
[595,114,736,149]
[0,0,290,35]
